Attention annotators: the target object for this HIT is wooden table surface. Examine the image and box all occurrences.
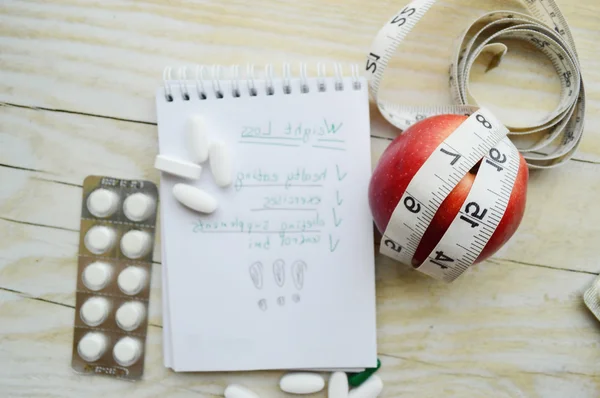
[1,0,599,396]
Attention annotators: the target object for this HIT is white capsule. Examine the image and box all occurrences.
[87,188,119,218]
[188,116,210,163]
[113,336,142,366]
[84,225,116,254]
[172,183,218,214]
[116,301,146,331]
[82,261,112,291]
[279,372,325,395]
[154,154,202,180]
[348,375,383,398]
[118,266,148,295]
[78,332,108,362]
[123,193,155,222]
[329,372,349,398]
[80,297,110,326]
[120,230,152,259]
[209,140,233,187]
[224,384,261,398]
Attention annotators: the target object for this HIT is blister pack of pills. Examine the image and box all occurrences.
[71,176,158,380]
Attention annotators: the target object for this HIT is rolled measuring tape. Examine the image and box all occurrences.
[366,0,585,282]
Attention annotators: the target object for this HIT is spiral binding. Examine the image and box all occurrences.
[162,63,362,102]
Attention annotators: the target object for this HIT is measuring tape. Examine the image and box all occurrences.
[367,0,585,281]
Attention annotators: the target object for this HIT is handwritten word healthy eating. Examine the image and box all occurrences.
[235,167,327,191]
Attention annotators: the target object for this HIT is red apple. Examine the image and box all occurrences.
[369,114,528,266]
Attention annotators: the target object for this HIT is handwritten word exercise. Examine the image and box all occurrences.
[156,75,377,372]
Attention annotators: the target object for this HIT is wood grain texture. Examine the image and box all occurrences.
[1,0,600,396]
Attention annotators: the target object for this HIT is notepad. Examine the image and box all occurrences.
[155,64,377,372]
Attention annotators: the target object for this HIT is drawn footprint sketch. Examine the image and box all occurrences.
[258,299,268,311]
[291,260,307,291]
[249,261,263,290]
[273,259,285,288]
[277,296,285,306]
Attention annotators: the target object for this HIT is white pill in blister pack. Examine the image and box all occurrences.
[209,140,233,187]
[348,375,383,398]
[84,226,116,254]
[123,193,155,222]
[279,372,325,395]
[154,154,202,180]
[116,301,146,331]
[80,297,110,326]
[224,384,261,398]
[118,266,147,295]
[82,261,112,291]
[329,372,349,398]
[120,230,152,259]
[87,188,119,218]
[188,116,210,163]
[172,183,218,214]
[113,336,142,366]
[78,332,108,362]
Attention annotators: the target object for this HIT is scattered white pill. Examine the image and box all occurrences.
[113,336,142,366]
[80,296,110,326]
[120,230,152,259]
[348,375,383,398]
[77,332,108,362]
[123,193,155,222]
[224,384,261,398]
[188,116,210,163]
[84,225,116,254]
[116,301,146,331]
[172,183,218,214]
[279,372,325,395]
[82,261,112,291]
[209,140,233,187]
[329,372,349,398]
[118,266,147,295]
[154,154,202,180]
[87,188,119,218]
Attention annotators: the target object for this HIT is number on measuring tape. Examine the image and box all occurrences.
[403,196,421,214]
[476,114,492,129]
[459,202,488,229]
[485,148,507,172]
[429,251,454,269]
[390,7,417,27]
[384,237,403,253]
[439,147,461,165]
[366,53,380,73]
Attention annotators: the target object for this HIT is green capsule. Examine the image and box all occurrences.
[348,358,381,387]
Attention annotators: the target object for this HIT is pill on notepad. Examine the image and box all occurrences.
[78,332,107,362]
[188,116,210,163]
[120,230,152,259]
[123,193,155,222]
[154,154,202,180]
[279,372,325,394]
[209,140,233,187]
[116,301,146,331]
[348,375,383,398]
[329,372,349,398]
[224,384,261,398]
[87,188,119,218]
[80,297,110,326]
[84,225,116,254]
[172,183,218,214]
[113,336,142,366]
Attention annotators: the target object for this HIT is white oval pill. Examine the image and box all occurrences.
[78,332,107,362]
[118,266,147,295]
[155,154,202,180]
[80,297,110,326]
[188,116,210,163]
[224,384,260,398]
[120,230,152,259]
[209,140,233,187]
[116,301,146,331]
[123,193,155,222]
[279,372,325,395]
[82,261,112,291]
[87,189,119,218]
[172,183,218,214]
[84,225,116,254]
[329,372,349,398]
[348,375,383,398]
[113,336,142,366]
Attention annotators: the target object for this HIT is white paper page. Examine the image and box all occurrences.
[156,76,377,372]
